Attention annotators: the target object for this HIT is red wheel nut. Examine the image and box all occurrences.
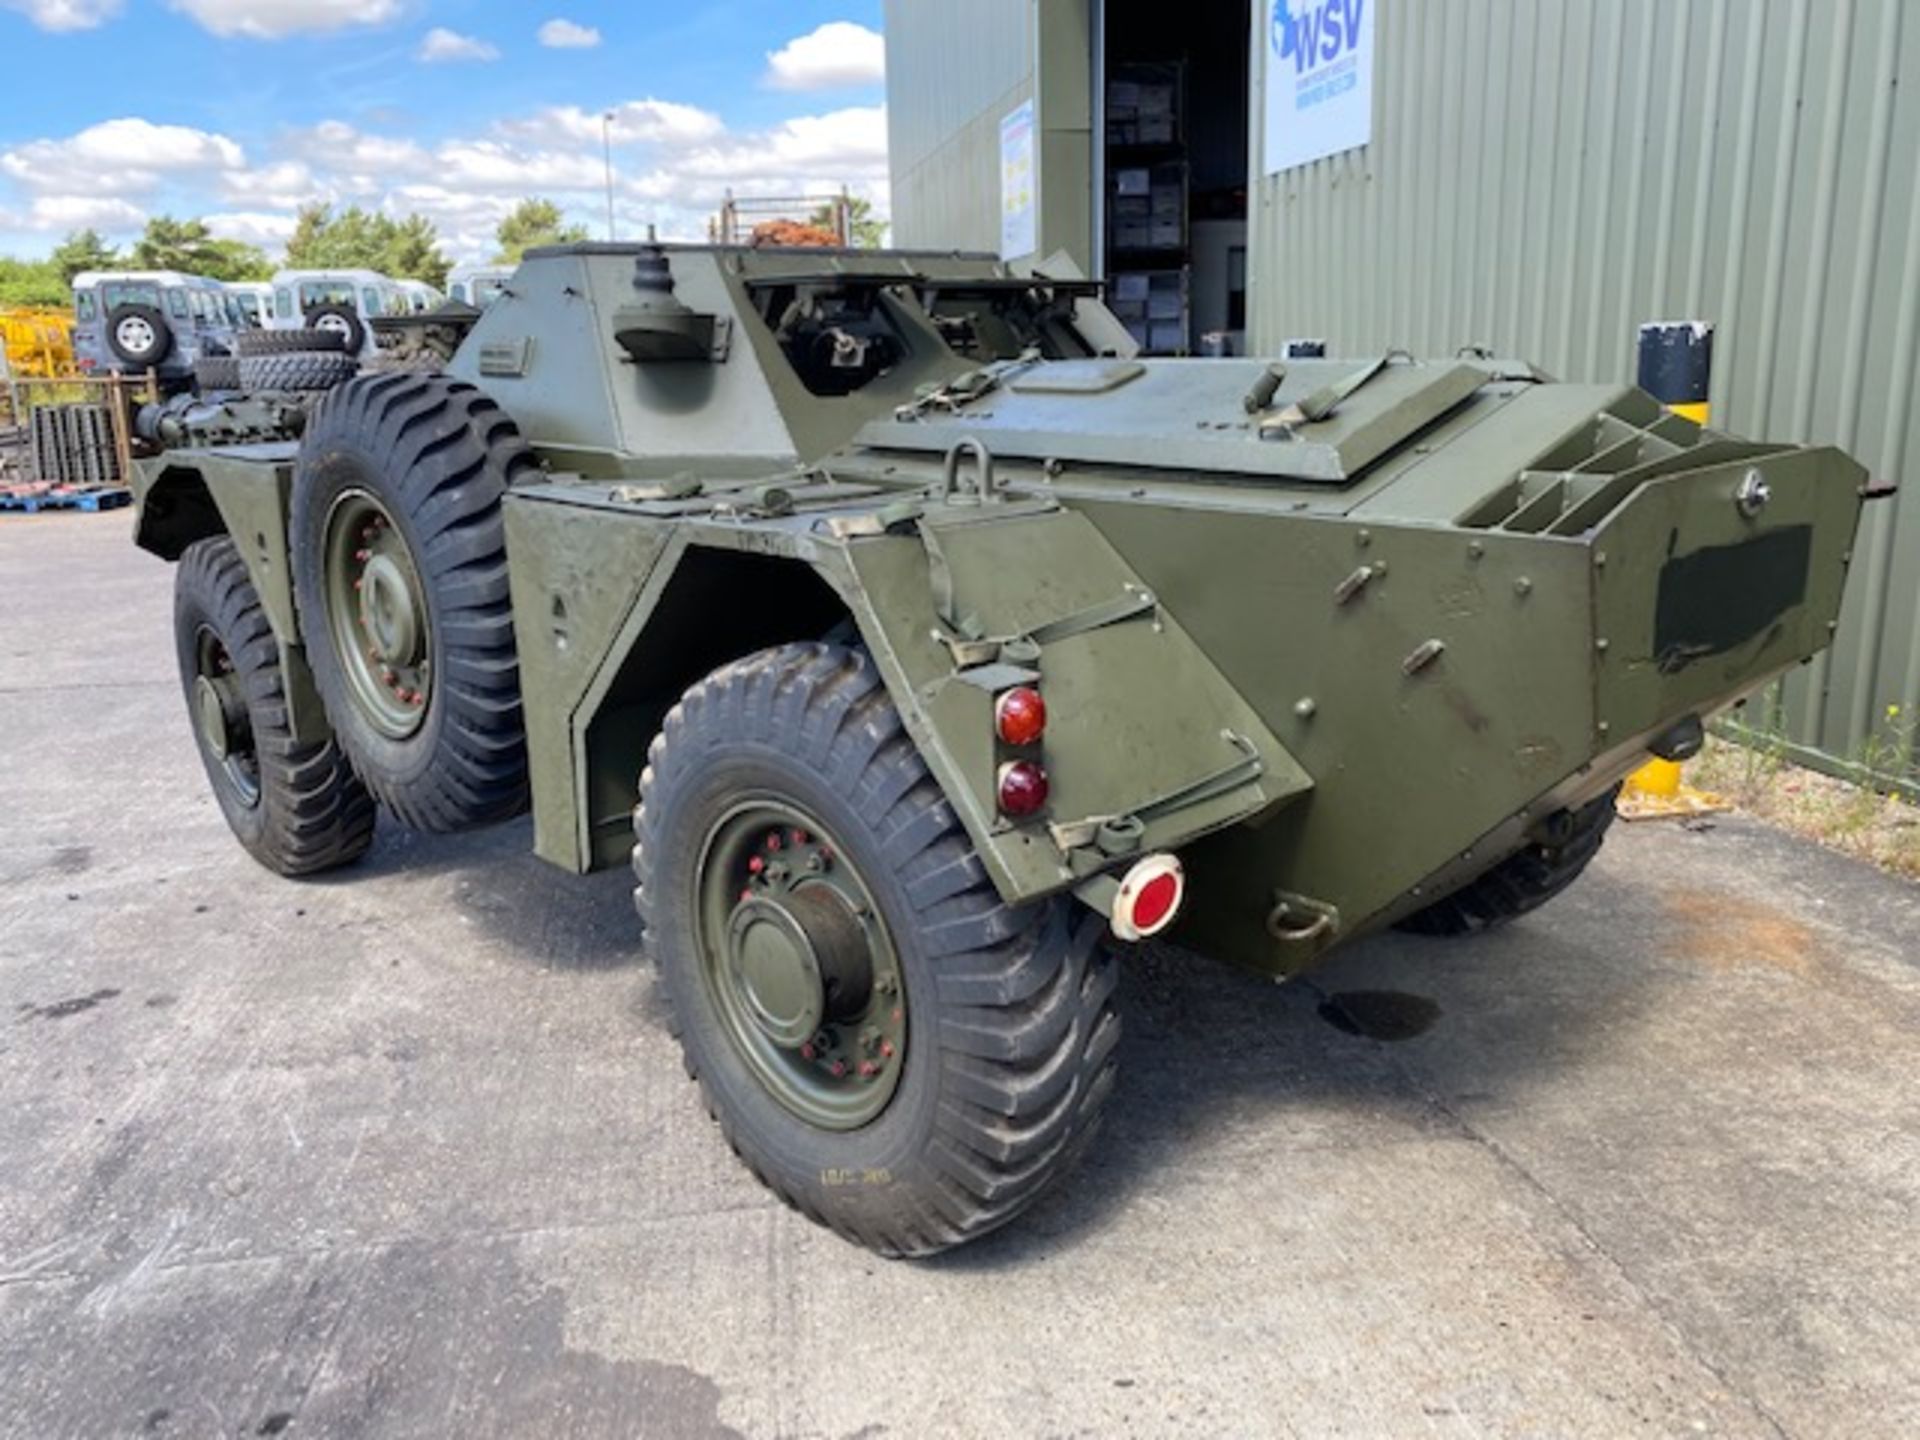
[829,1060,847,1078]
[748,856,765,875]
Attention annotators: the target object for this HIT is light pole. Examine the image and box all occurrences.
[602,110,616,241]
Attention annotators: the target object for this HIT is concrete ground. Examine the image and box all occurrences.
[3,511,1918,1440]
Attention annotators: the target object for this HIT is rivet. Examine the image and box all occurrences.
[1294,697,1317,719]
[1595,638,1609,652]
[1597,721,1611,735]
[1467,540,1485,561]
[1355,529,1372,548]
[1594,551,1607,568]
[1513,576,1533,596]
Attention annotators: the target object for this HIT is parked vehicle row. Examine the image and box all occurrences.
[71,262,512,386]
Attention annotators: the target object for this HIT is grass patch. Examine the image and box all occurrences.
[1690,710,1920,881]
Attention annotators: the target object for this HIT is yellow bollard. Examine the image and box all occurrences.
[1615,322,1731,822]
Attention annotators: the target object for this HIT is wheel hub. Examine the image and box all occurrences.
[193,671,244,759]
[359,552,422,665]
[324,491,431,739]
[192,626,259,808]
[117,317,154,351]
[727,888,872,1049]
[699,810,908,1130]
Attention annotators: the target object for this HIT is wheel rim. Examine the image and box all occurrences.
[117,316,154,353]
[695,799,908,1130]
[193,625,259,806]
[315,314,353,340]
[323,488,430,738]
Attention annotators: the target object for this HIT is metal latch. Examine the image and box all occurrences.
[1047,731,1264,853]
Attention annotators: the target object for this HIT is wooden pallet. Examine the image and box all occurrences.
[0,483,130,513]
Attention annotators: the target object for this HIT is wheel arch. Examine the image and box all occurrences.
[540,530,854,873]
[134,463,226,562]
[133,453,335,746]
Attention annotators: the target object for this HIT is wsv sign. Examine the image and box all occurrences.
[1263,0,1374,174]
[1274,0,1366,76]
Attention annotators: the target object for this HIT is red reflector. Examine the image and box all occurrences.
[997,760,1049,817]
[994,686,1046,746]
[1131,872,1179,932]
[1110,854,1184,941]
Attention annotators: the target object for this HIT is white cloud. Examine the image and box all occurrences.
[418,26,497,63]
[168,0,400,39]
[0,92,892,264]
[501,98,724,148]
[1,117,245,194]
[0,0,122,30]
[219,159,319,208]
[202,209,299,245]
[674,106,887,181]
[283,120,429,180]
[537,17,598,49]
[21,194,147,231]
[764,21,884,91]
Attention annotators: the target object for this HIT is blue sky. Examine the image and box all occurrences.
[0,0,887,262]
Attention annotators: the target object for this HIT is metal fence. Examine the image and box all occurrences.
[1247,0,1920,780]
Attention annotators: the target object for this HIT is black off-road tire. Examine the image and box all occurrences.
[1396,786,1621,936]
[194,356,241,392]
[173,537,376,875]
[304,303,367,355]
[634,643,1121,1257]
[239,351,358,394]
[234,327,349,357]
[291,373,535,831]
[105,302,173,368]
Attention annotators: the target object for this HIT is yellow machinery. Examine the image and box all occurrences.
[0,307,76,380]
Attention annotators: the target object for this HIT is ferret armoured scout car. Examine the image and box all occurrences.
[127,244,1873,1255]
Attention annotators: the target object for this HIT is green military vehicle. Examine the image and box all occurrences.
[127,244,1875,1256]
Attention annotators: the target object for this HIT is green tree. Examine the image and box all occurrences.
[494,199,588,264]
[282,204,451,289]
[48,228,120,285]
[810,195,887,248]
[0,256,67,307]
[127,216,272,282]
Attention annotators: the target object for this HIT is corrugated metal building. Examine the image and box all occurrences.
[883,0,1919,778]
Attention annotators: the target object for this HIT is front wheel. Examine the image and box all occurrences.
[634,644,1120,1257]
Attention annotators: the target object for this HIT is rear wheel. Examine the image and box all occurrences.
[635,644,1120,1257]
[290,373,535,831]
[173,537,375,875]
[1396,787,1620,936]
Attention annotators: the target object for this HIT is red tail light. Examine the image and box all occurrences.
[994,686,1046,746]
[996,760,1049,817]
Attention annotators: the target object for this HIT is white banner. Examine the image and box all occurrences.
[1261,0,1375,174]
[1000,100,1037,259]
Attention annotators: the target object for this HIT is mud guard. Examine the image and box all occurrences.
[131,447,333,746]
[840,502,1314,903]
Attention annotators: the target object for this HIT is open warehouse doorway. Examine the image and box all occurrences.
[1096,0,1251,355]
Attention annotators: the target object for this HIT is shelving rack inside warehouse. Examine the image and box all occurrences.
[1104,61,1190,356]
